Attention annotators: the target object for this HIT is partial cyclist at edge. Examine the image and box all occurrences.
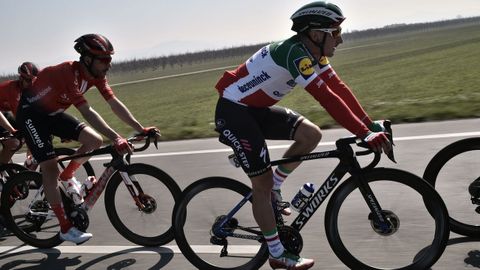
[0,62,40,166]
[16,34,160,245]
[214,2,392,269]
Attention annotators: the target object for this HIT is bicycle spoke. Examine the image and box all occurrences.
[175,178,268,270]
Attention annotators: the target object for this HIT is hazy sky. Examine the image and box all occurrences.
[1,0,479,74]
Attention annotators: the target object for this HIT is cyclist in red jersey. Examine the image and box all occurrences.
[16,34,160,244]
[214,2,391,269]
[0,62,39,165]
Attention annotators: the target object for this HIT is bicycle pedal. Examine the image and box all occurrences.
[276,201,290,210]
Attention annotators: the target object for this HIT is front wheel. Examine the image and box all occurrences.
[104,163,181,246]
[423,137,480,237]
[173,177,268,270]
[325,168,449,270]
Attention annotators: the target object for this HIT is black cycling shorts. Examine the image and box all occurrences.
[16,105,86,163]
[215,97,304,177]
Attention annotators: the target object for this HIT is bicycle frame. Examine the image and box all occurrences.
[215,136,390,237]
[58,150,144,213]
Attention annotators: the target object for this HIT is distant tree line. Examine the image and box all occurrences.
[343,16,480,40]
[110,43,268,74]
[1,16,479,80]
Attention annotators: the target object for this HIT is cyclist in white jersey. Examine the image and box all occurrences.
[214,2,392,269]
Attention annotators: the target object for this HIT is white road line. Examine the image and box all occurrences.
[110,65,237,87]
[0,245,262,255]
[83,131,480,161]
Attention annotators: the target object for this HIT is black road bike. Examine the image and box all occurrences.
[1,132,181,248]
[173,122,450,270]
[423,137,480,238]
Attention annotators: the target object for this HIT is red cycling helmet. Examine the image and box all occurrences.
[18,62,39,80]
[74,34,115,57]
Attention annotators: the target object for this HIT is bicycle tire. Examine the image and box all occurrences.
[0,171,63,248]
[104,163,181,246]
[173,176,269,270]
[0,163,27,185]
[54,147,95,178]
[325,168,449,270]
[423,137,480,237]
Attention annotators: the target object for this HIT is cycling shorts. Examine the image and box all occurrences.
[16,105,86,163]
[215,97,304,177]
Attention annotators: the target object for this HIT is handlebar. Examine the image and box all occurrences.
[57,130,160,162]
[336,120,396,170]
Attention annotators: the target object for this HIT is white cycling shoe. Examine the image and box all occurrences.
[60,226,92,245]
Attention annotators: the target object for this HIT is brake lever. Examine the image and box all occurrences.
[383,120,396,163]
[153,136,159,149]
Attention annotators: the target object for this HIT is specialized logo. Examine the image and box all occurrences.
[237,71,271,93]
[273,91,285,97]
[295,57,314,79]
[216,119,226,129]
[294,174,339,227]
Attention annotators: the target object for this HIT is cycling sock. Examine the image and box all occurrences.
[273,165,292,190]
[59,161,82,181]
[264,228,285,258]
[51,202,72,233]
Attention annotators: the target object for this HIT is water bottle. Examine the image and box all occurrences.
[81,176,97,197]
[291,183,315,212]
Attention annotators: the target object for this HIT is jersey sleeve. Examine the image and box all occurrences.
[319,67,372,127]
[95,79,115,101]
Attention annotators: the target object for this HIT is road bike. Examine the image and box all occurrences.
[423,136,480,238]
[1,132,181,248]
[173,121,450,270]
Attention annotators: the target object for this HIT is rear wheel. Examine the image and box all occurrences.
[173,177,268,270]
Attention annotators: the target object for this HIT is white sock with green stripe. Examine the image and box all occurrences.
[264,228,285,257]
[273,165,292,190]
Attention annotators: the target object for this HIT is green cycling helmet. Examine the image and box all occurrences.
[291,1,345,32]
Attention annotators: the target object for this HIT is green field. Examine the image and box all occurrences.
[68,22,480,142]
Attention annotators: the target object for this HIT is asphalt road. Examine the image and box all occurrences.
[1,118,479,270]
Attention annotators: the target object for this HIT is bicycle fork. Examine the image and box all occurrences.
[118,170,157,214]
[355,173,400,236]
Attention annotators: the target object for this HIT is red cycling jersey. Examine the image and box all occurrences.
[24,61,114,114]
[0,80,22,115]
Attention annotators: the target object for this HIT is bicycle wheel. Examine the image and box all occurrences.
[55,147,95,179]
[104,163,181,246]
[173,177,268,270]
[0,163,27,190]
[423,137,480,237]
[0,171,62,248]
[325,168,449,270]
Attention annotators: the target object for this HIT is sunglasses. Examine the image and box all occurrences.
[313,27,342,38]
[95,56,112,64]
